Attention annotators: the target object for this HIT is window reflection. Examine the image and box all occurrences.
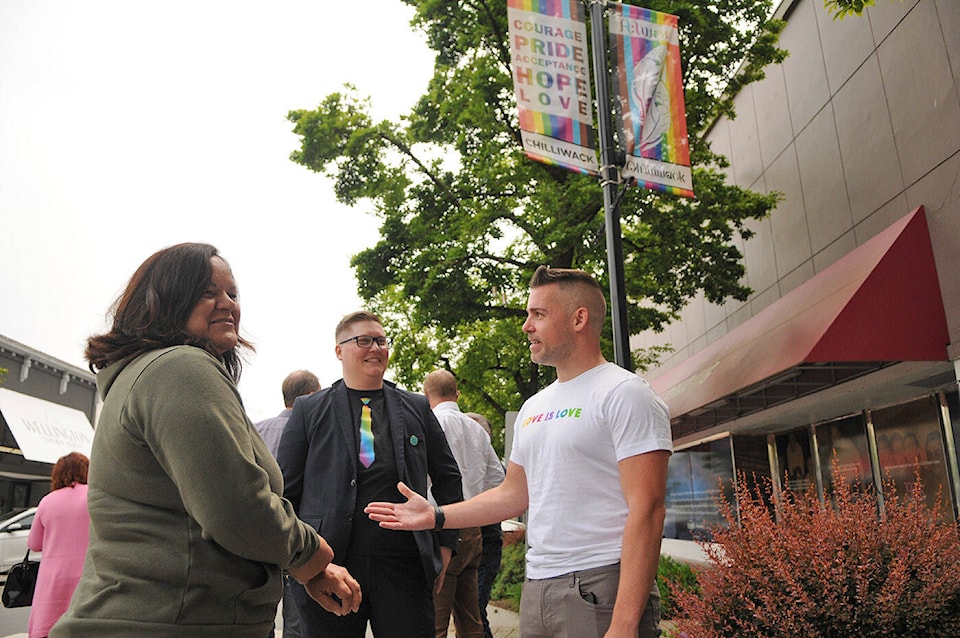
[872,396,952,521]
[776,429,814,493]
[817,415,872,502]
[664,438,734,541]
[662,392,960,542]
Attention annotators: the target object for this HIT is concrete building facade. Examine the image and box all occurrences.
[635,0,960,537]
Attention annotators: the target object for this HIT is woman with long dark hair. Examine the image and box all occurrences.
[51,243,359,637]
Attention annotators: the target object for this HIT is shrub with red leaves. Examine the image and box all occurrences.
[670,469,960,638]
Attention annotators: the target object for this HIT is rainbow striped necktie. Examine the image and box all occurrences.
[359,397,375,468]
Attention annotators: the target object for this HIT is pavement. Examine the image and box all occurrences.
[0,602,521,638]
[362,603,521,637]
[660,537,710,566]
[4,599,689,637]
[269,602,521,637]
[468,604,521,638]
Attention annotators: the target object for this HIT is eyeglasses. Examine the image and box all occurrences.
[338,335,392,349]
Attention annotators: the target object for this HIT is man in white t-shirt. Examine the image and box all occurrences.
[366,266,672,637]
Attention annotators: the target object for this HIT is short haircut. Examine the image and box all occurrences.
[51,452,89,491]
[282,370,321,407]
[529,265,602,294]
[335,311,383,341]
[529,265,607,330]
[423,369,458,400]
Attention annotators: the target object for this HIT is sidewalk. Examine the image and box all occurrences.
[272,602,521,637]
[475,604,520,638]
[362,603,520,637]
[0,602,522,638]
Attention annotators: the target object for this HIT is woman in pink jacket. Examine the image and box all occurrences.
[27,452,90,638]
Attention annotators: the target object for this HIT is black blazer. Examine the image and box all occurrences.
[278,378,462,583]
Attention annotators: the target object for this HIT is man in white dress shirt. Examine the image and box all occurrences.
[423,370,504,638]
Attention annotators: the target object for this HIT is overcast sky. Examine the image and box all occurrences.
[0,0,435,422]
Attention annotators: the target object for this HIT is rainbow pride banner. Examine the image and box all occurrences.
[610,4,694,198]
[507,0,597,175]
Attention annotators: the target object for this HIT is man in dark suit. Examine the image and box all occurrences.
[278,311,463,638]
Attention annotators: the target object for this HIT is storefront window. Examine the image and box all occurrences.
[949,391,960,482]
[871,396,952,520]
[817,414,872,495]
[732,434,775,510]
[664,437,734,541]
[776,428,814,492]
[731,434,772,481]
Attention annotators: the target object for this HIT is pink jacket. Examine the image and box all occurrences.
[27,484,90,638]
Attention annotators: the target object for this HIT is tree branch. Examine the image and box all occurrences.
[375,128,461,210]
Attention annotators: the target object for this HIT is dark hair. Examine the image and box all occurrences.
[529,265,607,331]
[335,311,383,341]
[529,265,603,292]
[51,452,89,490]
[282,370,321,407]
[85,242,253,381]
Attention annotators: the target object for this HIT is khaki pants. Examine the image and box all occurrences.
[433,527,484,638]
[519,562,661,638]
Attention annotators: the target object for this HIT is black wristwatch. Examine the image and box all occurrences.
[433,505,445,531]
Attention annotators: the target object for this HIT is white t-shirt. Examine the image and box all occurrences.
[509,363,672,579]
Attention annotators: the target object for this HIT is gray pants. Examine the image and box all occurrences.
[518,562,660,638]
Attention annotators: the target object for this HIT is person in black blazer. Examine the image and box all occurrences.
[278,311,463,638]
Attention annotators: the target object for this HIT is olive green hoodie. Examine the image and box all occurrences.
[52,346,319,637]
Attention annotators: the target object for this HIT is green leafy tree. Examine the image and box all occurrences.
[287,0,786,449]
[824,0,873,18]
[823,0,903,20]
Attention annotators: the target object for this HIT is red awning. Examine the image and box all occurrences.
[651,207,949,436]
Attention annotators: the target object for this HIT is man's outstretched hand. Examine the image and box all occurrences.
[364,482,435,530]
[305,563,362,616]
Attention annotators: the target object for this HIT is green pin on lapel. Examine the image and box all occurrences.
[409,435,419,446]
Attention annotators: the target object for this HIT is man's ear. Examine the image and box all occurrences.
[335,344,343,360]
[573,306,589,331]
